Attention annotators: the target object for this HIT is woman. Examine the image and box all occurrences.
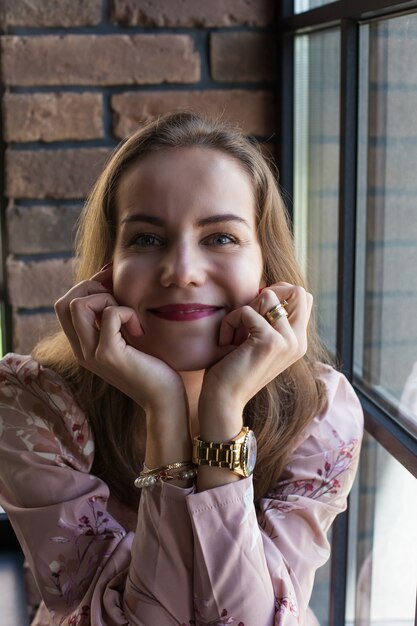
[0,112,363,625]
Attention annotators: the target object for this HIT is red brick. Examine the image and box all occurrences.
[0,0,101,28]
[110,0,274,27]
[6,148,111,199]
[1,35,200,86]
[7,205,80,254]
[13,312,60,355]
[211,33,276,82]
[7,257,75,309]
[4,93,103,142]
[112,90,276,138]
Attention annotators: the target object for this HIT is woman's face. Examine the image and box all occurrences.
[112,146,264,371]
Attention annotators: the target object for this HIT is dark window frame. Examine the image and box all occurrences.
[278,2,417,624]
[0,514,20,551]
[0,75,20,556]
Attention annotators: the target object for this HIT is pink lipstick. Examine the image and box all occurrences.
[149,303,221,322]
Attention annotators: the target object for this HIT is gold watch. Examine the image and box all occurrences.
[192,426,257,477]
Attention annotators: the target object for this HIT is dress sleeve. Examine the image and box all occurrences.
[0,355,195,626]
[0,356,363,626]
[185,365,364,625]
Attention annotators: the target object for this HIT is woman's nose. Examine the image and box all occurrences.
[159,244,205,288]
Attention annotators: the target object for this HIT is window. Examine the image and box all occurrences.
[294,28,341,353]
[355,15,417,437]
[295,0,335,13]
[280,1,417,624]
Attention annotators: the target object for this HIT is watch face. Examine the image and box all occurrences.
[243,430,257,476]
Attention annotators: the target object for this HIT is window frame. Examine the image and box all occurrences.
[0,513,20,552]
[278,2,417,624]
[0,48,19,560]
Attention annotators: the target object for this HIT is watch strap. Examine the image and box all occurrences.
[193,439,239,469]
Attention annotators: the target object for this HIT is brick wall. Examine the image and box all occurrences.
[0,0,277,354]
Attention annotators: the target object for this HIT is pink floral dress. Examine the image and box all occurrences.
[0,354,363,625]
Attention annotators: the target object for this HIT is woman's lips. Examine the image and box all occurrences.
[149,303,222,322]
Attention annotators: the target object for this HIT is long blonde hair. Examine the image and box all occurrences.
[34,112,331,508]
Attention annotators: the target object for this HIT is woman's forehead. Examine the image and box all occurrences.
[119,146,251,186]
[115,146,256,224]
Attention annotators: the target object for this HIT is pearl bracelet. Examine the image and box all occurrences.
[134,461,197,489]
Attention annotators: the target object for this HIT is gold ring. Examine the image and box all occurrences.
[265,302,288,325]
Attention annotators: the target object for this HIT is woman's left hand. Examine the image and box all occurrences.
[198,282,313,440]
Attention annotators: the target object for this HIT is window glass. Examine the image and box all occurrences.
[295,0,334,13]
[309,527,332,625]
[345,433,417,625]
[294,29,341,355]
[354,15,417,435]
[294,30,340,623]
[0,550,27,625]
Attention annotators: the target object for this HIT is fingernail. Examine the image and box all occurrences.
[100,261,113,272]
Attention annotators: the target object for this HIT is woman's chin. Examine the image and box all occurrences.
[125,332,235,372]
[176,344,236,372]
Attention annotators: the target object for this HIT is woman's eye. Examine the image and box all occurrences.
[204,233,237,246]
[132,234,163,248]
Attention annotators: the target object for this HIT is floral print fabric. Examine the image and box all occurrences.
[0,354,363,625]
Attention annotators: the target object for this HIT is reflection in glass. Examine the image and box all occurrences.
[0,551,27,626]
[294,30,340,625]
[295,0,334,13]
[354,15,417,434]
[294,30,340,356]
[346,433,417,625]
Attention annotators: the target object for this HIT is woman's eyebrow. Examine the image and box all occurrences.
[120,212,250,228]
[120,213,163,226]
[197,214,250,228]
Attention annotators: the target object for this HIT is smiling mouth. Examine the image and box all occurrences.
[149,304,222,322]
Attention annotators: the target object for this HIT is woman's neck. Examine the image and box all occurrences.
[179,369,205,439]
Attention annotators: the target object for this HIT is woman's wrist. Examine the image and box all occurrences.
[135,376,187,416]
[145,430,192,469]
[194,408,253,492]
[197,397,244,443]
[144,404,192,468]
[144,442,192,469]
[135,461,196,489]
[196,465,242,492]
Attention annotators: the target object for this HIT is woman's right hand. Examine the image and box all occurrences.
[55,266,191,465]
